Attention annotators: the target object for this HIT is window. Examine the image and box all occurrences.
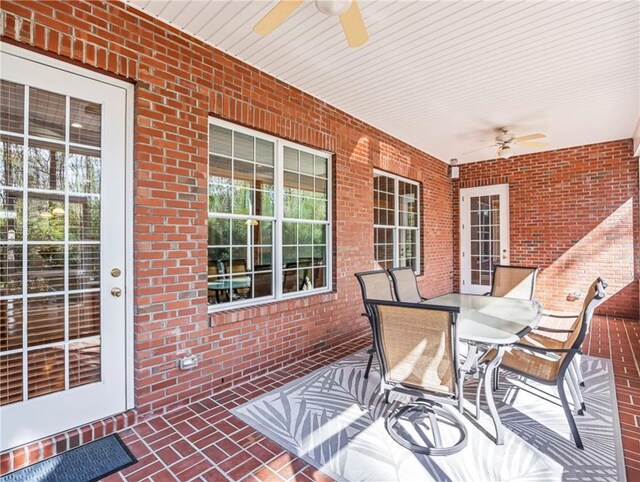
[373,171,420,272]
[208,119,331,309]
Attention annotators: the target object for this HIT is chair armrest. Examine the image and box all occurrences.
[534,327,573,334]
[542,312,579,319]
[514,343,572,354]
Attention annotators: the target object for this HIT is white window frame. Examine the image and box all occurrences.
[373,170,421,274]
[208,118,333,313]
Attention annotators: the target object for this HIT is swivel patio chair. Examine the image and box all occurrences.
[388,266,426,303]
[366,299,468,455]
[486,265,539,300]
[481,277,606,449]
[354,270,395,379]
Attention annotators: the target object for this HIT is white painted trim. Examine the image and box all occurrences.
[207,117,333,314]
[0,45,136,415]
[633,117,640,157]
[459,184,510,294]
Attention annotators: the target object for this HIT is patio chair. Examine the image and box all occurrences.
[388,267,426,303]
[354,270,395,379]
[481,277,606,449]
[366,299,467,455]
[486,265,539,299]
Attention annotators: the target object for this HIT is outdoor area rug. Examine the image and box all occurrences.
[233,350,625,482]
[0,434,137,482]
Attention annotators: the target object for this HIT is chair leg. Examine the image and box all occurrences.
[475,376,484,419]
[492,367,500,391]
[364,348,374,379]
[573,355,585,387]
[557,376,584,449]
[568,363,586,413]
[565,372,583,416]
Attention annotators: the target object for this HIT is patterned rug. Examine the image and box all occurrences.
[233,351,625,482]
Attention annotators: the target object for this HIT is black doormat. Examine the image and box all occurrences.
[1,434,137,482]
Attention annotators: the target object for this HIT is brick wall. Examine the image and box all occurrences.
[0,1,454,418]
[453,140,640,319]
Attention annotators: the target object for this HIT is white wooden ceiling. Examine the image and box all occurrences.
[129,0,640,163]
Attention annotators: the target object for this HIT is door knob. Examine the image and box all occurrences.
[111,287,122,297]
[111,268,122,277]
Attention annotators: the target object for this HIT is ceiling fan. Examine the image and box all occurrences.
[254,0,368,47]
[466,128,548,159]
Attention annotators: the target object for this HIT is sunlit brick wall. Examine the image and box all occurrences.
[453,140,640,319]
[0,0,454,417]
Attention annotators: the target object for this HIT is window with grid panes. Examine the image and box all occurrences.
[208,119,331,309]
[373,171,420,272]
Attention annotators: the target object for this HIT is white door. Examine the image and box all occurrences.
[0,50,129,450]
[460,184,510,295]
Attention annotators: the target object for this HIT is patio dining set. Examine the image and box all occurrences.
[355,266,607,456]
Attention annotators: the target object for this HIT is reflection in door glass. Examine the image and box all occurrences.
[0,81,103,406]
[469,194,501,286]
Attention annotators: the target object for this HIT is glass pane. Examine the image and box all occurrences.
[68,147,100,193]
[27,195,65,241]
[0,245,22,296]
[0,298,23,351]
[28,244,64,293]
[0,353,22,406]
[69,98,101,147]
[283,246,297,265]
[255,165,274,191]
[298,223,312,244]
[314,156,327,178]
[284,171,299,195]
[300,152,314,175]
[28,346,65,399]
[282,222,297,245]
[1,80,24,134]
[256,138,274,166]
[69,337,101,388]
[69,244,100,290]
[312,224,326,244]
[284,194,299,218]
[284,147,298,171]
[234,132,254,162]
[255,190,273,217]
[0,135,24,188]
[209,183,232,214]
[209,155,232,184]
[27,140,65,190]
[233,160,254,189]
[231,219,248,246]
[208,217,230,245]
[209,125,232,157]
[299,175,314,198]
[0,190,23,241]
[27,295,65,346]
[283,269,298,293]
[232,188,252,215]
[300,197,314,220]
[29,88,65,141]
[69,292,100,339]
[314,178,327,199]
[254,272,272,297]
[69,198,100,241]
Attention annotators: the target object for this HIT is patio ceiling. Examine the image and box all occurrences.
[129,0,640,164]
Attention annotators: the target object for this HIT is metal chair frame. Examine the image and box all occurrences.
[484,278,606,449]
[354,270,395,379]
[366,299,468,455]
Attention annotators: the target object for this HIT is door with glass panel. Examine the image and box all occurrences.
[0,51,128,450]
[460,184,509,294]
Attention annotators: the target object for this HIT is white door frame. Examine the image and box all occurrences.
[0,44,135,449]
[460,184,510,294]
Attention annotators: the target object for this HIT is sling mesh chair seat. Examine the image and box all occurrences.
[367,300,468,455]
[486,265,539,299]
[388,267,426,303]
[481,277,606,449]
[354,270,396,379]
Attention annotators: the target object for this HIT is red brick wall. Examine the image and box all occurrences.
[453,140,640,319]
[0,1,454,418]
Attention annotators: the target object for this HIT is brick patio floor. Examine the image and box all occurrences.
[103,315,640,482]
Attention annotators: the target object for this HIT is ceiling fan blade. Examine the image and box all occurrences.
[517,141,548,148]
[254,0,303,35]
[513,133,546,143]
[340,1,368,47]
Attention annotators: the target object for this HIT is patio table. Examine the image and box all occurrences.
[420,293,543,445]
